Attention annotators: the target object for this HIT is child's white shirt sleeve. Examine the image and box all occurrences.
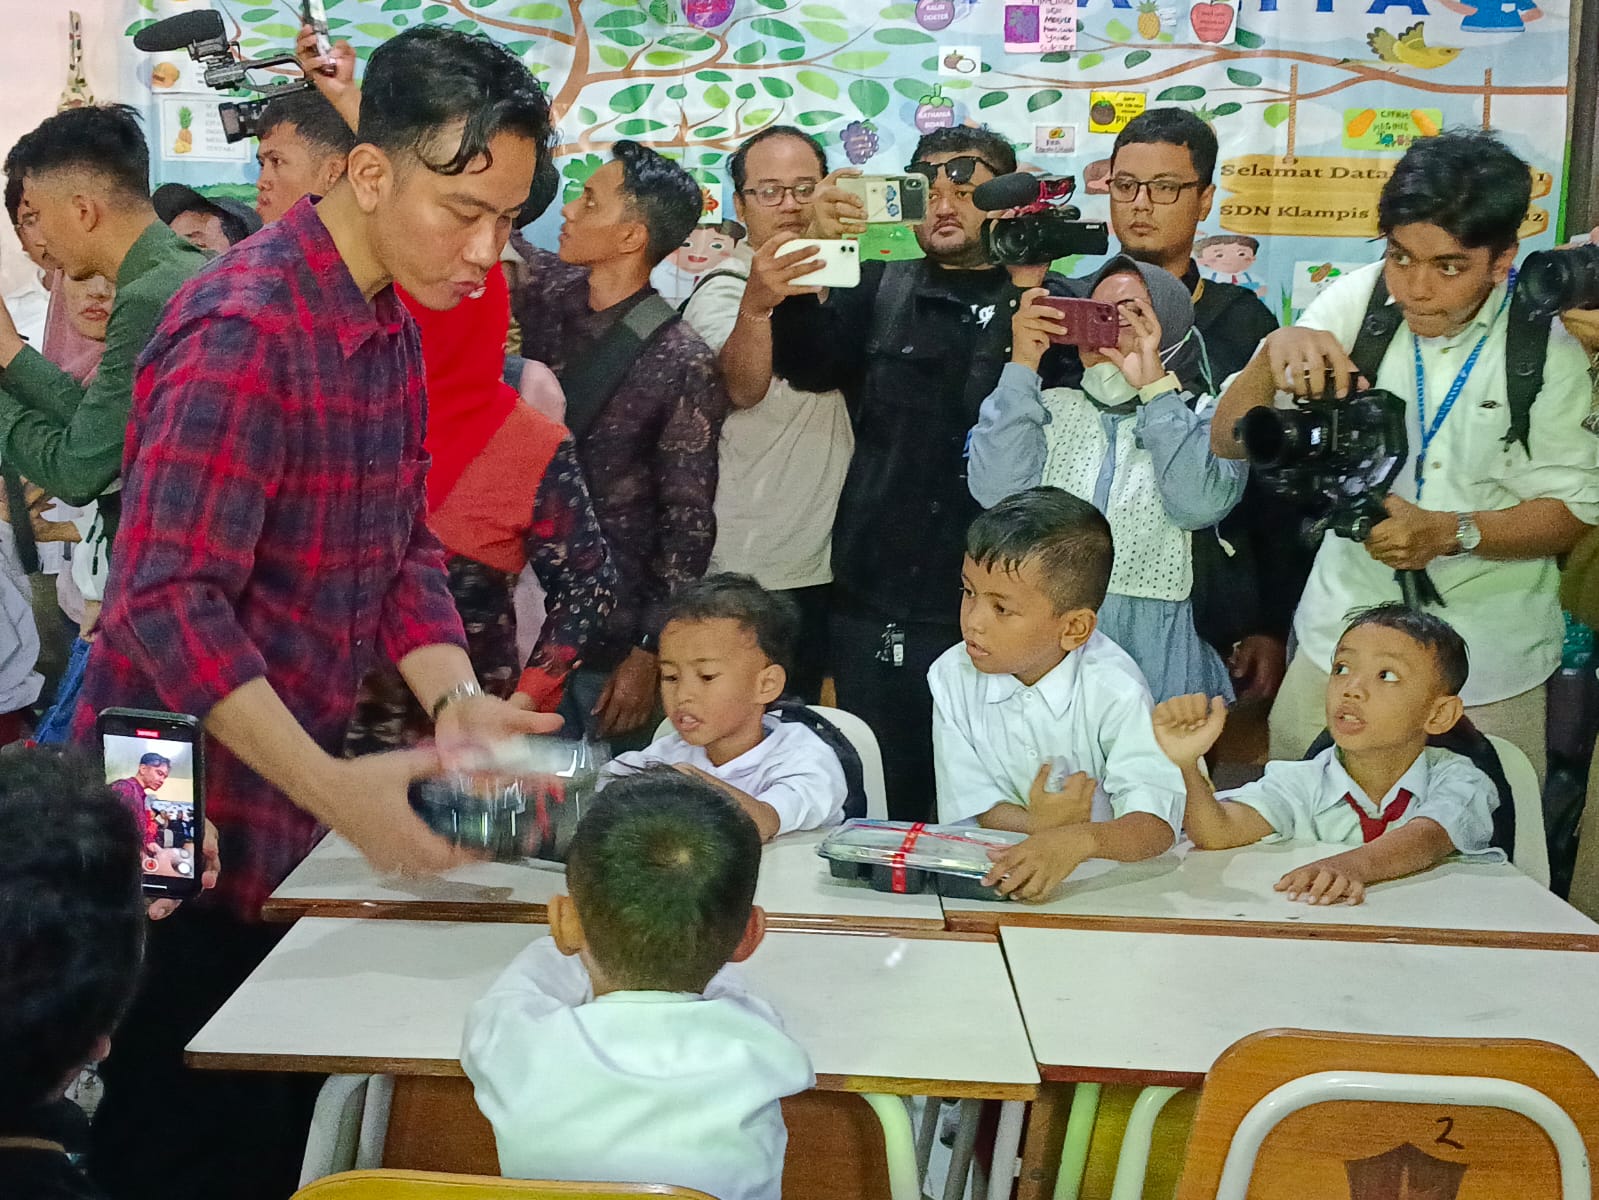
[1215,757,1322,840]
[929,650,1010,824]
[1392,750,1500,857]
[1095,682,1186,839]
[743,724,848,834]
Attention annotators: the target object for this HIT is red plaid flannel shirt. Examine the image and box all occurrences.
[76,198,467,921]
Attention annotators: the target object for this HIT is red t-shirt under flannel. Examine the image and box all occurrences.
[77,198,466,921]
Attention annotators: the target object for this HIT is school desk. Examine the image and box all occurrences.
[186,918,1038,1200]
[940,839,1599,950]
[999,924,1599,1200]
[263,827,946,932]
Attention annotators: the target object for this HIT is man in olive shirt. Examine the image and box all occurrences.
[0,105,207,511]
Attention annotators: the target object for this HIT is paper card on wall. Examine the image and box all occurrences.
[938,45,982,76]
[1088,91,1146,134]
[158,97,253,164]
[1034,124,1078,154]
[1341,107,1442,151]
[1188,0,1237,44]
[1004,1,1077,52]
[1289,259,1365,312]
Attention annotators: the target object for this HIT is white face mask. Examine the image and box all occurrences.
[1082,360,1139,406]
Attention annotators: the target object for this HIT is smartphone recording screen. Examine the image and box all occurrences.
[103,733,199,882]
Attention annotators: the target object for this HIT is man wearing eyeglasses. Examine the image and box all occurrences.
[680,127,852,702]
[1101,108,1308,720]
[769,125,1054,821]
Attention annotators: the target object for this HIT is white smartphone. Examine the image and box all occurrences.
[788,238,860,288]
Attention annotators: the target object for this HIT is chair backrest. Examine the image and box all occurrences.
[293,1169,718,1200]
[651,704,888,822]
[1487,734,1550,888]
[1174,1029,1599,1200]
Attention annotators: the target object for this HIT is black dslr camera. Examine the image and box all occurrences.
[1238,387,1440,608]
[971,173,1110,267]
[1516,244,1599,320]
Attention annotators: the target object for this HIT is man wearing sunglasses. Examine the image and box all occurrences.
[769,125,1058,822]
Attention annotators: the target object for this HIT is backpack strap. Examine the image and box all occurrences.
[768,699,868,820]
[677,267,750,315]
[557,294,680,443]
[1348,270,1405,388]
[1502,280,1549,455]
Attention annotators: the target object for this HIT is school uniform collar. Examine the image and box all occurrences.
[981,647,1082,717]
[1320,744,1430,814]
[591,990,712,1005]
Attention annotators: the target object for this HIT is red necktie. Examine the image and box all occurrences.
[1341,788,1413,843]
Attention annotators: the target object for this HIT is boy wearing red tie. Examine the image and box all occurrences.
[1153,604,1499,906]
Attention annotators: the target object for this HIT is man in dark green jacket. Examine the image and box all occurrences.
[0,105,207,511]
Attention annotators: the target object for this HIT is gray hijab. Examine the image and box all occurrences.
[1086,254,1201,386]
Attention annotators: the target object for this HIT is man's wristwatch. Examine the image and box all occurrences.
[1452,512,1483,556]
[430,678,485,723]
[634,631,660,655]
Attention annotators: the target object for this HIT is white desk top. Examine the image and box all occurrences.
[264,828,945,932]
[1001,924,1599,1084]
[942,841,1599,949]
[188,918,1038,1098]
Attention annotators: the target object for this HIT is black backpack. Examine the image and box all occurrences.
[1303,717,1517,862]
[768,699,868,821]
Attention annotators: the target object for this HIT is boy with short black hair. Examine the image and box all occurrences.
[462,771,814,1200]
[0,753,146,1198]
[605,572,847,840]
[931,487,1185,902]
[1154,604,1499,906]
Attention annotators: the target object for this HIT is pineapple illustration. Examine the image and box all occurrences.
[173,106,193,154]
[1137,1,1162,38]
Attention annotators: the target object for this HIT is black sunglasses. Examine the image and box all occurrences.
[906,155,1004,186]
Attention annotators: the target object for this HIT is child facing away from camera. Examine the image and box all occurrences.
[462,771,815,1200]
[603,573,846,841]
[1153,605,1501,906]
[930,488,1186,902]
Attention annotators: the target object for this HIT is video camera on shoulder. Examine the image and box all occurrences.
[970,172,1110,267]
[132,6,313,142]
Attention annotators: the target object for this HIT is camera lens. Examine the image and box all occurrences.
[1517,245,1599,320]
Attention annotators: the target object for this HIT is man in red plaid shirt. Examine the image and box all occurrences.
[73,28,558,1200]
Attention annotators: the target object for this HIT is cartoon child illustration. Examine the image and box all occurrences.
[1195,233,1268,300]
[650,219,746,307]
[1438,0,1541,33]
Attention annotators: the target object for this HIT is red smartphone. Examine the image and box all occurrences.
[1036,297,1119,349]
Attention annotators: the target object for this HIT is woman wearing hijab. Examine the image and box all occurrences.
[966,255,1247,702]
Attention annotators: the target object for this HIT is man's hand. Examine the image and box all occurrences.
[1275,856,1367,905]
[742,232,824,315]
[1261,327,1363,399]
[1005,263,1050,290]
[1365,495,1458,571]
[594,647,659,739]
[1011,287,1066,372]
[1561,306,1599,354]
[1099,297,1165,390]
[322,748,476,876]
[1152,693,1228,767]
[434,691,565,766]
[982,825,1094,902]
[1229,635,1287,702]
[1027,765,1096,831]
[147,818,221,921]
[295,24,360,128]
[807,168,866,238]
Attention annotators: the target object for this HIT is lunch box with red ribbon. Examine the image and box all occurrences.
[815,819,1024,901]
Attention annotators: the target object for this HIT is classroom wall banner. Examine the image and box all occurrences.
[121,0,1572,316]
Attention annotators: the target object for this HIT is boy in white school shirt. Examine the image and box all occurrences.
[1153,604,1499,906]
[930,487,1186,902]
[603,572,847,841]
[461,771,815,1199]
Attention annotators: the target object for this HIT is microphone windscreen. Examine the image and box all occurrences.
[133,9,225,52]
[971,172,1045,212]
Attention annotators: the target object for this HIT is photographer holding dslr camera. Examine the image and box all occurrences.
[1212,130,1599,779]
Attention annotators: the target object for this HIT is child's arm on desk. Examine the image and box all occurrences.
[981,812,1174,903]
[1152,694,1273,849]
[672,764,783,841]
[1275,818,1455,906]
[976,767,1097,834]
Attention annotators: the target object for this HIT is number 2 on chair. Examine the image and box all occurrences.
[1435,1115,1464,1150]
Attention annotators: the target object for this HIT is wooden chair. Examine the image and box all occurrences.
[292,1170,717,1200]
[1174,1028,1599,1200]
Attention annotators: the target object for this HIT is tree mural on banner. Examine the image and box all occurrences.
[124,0,1572,312]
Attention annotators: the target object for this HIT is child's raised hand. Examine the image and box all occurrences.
[1028,764,1096,831]
[1151,694,1227,766]
[1275,859,1367,906]
[1099,297,1165,390]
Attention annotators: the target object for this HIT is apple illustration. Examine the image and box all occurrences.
[1189,1,1235,42]
[916,0,956,30]
[684,0,735,28]
[915,87,956,133]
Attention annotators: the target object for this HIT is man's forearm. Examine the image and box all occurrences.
[396,642,481,717]
[203,676,340,820]
[1209,350,1275,460]
[1473,498,1591,560]
[1083,811,1175,862]
[719,312,776,409]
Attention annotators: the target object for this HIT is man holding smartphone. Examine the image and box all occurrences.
[74,28,556,1200]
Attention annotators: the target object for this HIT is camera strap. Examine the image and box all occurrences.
[1411,287,1508,495]
[556,294,679,443]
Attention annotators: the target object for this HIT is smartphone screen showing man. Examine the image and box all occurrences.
[99,708,204,897]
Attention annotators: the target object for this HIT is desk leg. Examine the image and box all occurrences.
[987,1100,1026,1200]
[1106,1086,1185,1200]
[1016,1085,1072,1200]
[862,1093,921,1200]
[1051,1083,1101,1200]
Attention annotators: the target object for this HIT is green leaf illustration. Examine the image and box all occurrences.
[894,79,927,103]
[615,119,669,135]
[1104,18,1133,40]
[1027,89,1063,111]
[353,23,395,39]
[833,50,889,70]
[382,0,420,9]
[1212,102,1242,116]
[875,27,935,43]
[736,82,758,99]
[751,17,805,41]
[647,0,673,21]
[777,45,806,60]
[697,69,731,81]
[1156,84,1206,101]
[1041,50,1072,63]
[1226,67,1262,87]
[604,29,646,46]
[241,8,277,19]
[802,3,848,16]
[978,91,1007,109]
[804,21,849,41]
[698,125,728,137]
[507,2,562,16]
[1235,27,1264,47]
[660,32,715,50]
[705,84,730,108]
[578,106,599,124]
[744,108,777,125]
[1124,49,1151,67]
[423,4,449,17]
[798,70,839,98]
[881,2,916,16]
[595,10,646,27]
[665,84,688,100]
[849,79,890,118]
[732,41,767,63]
[796,110,844,127]
[1262,102,1291,127]
[1078,52,1103,68]
[646,50,688,65]
[595,44,629,67]
[762,78,795,98]
[610,84,655,113]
